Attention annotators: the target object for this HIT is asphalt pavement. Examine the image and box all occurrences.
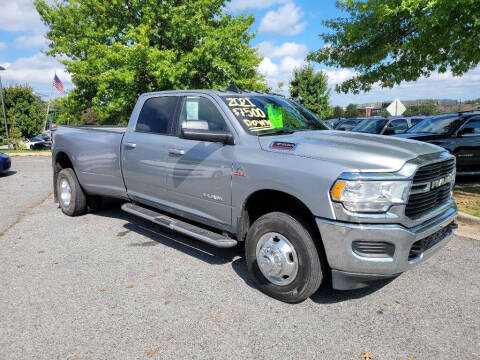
[0,157,479,360]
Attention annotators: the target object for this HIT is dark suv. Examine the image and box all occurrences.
[395,112,480,175]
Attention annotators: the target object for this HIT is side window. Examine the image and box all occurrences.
[179,97,228,132]
[338,120,355,130]
[136,96,179,134]
[460,117,480,135]
[410,118,423,126]
[388,119,408,134]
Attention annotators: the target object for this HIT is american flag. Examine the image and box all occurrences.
[53,74,64,95]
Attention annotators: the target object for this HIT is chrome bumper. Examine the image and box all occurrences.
[316,205,457,278]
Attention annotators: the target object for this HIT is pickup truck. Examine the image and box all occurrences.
[396,112,480,175]
[52,90,458,303]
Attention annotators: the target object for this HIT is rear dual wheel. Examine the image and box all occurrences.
[245,212,323,303]
[57,168,103,216]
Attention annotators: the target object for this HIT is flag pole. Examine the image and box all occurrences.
[44,73,55,132]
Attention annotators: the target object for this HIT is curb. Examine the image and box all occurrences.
[457,211,480,226]
[8,153,52,157]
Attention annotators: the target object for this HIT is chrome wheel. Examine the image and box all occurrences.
[256,232,299,286]
[60,179,72,207]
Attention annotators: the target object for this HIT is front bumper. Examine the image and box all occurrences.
[316,204,457,289]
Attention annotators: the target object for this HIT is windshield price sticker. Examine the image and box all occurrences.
[225,97,273,131]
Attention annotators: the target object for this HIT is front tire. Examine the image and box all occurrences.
[57,168,87,216]
[245,212,323,303]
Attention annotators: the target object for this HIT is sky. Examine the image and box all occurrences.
[0,0,479,106]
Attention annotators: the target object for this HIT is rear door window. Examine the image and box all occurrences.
[136,96,179,134]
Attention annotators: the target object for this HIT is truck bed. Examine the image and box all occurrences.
[59,125,127,133]
[53,125,128,199]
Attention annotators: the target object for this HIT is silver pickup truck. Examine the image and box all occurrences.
[52,90,458,303]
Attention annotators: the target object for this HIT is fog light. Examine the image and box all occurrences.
[352,241,395,258]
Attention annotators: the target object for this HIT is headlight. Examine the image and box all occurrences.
[331,180,410,213]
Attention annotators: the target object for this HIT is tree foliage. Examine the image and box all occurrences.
[345,103,360,118]
[309,0,480,94]
[289,65,332,119]
[0,85,45,140]
[332,106,344,119]
[35,0,266,124]
[403,101,440,116]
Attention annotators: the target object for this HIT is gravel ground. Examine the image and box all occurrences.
[0,158,479,360]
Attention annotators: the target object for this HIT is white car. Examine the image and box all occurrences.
[25,135,51,150]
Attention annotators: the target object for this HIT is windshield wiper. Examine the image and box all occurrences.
[257,129,296,136]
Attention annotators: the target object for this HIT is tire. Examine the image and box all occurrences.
[245,212,323,303]
[56,168,87,216]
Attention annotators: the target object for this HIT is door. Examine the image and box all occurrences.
[454,116,480,172]
[162,95,234,227]
[122,95,180,205]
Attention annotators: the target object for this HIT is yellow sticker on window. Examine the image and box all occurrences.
[224,97,272,131]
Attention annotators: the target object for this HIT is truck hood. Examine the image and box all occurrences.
[394,132,446,141]
[258,130,444,173]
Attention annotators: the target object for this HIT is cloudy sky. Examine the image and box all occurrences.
[0,0,479,106]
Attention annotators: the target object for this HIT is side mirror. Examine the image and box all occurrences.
[383,128,395,135]
[457,127,475,137]
[181,128,235,145]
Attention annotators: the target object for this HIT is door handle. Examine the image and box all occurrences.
[124,142,137,149]
[168,148,185,156]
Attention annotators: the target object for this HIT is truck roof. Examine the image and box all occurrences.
[141,89,284,98]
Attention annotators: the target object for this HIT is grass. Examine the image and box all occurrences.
[1,149,51,153]
[454,182,480,217]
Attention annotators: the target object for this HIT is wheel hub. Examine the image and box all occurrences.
[256,232,298,286]
[60,179,72,207]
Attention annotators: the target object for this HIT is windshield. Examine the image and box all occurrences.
[352,119,387,134]
[407,115,463,134]
[220,95,328,135]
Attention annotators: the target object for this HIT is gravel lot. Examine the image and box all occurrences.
[0,157,479,360]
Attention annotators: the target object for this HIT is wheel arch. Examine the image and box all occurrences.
[238,189,321,245]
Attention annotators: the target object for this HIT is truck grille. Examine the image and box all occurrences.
[405,159,455,218]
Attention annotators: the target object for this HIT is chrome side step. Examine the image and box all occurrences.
[121,203,238,248]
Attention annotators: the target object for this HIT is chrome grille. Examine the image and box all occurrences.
[405,159,455,218]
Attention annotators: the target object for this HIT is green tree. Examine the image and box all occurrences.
[417,102,440,115]
[345,104,359,118]
[332,106,344,119]
[378,109,390,117]
[0,85,45,141]
[36,0,266,124]
[309,0,480,94]
[289,65,332,119]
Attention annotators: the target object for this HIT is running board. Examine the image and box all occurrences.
[121,203,238,248]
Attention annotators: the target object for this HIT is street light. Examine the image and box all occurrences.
[0,66,9,149]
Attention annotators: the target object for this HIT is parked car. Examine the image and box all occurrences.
[325,118,340,128]
[408,116,428,127]
[395,112,480,175]
[52,90,458,303]
[26,136,52,150]
[333,118,364,131]
[0,152,11,174]
[351,117,417,135]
